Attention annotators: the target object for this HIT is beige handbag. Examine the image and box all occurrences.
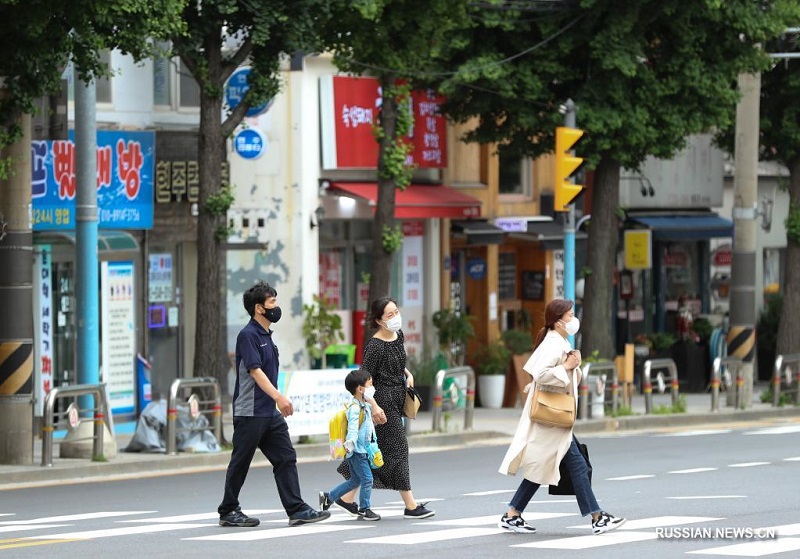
[403,386,422,419]
[529,385,576,428]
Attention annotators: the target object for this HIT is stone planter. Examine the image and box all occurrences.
[478,374,506,409]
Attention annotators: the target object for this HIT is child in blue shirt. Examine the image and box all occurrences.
[320,369,381,521]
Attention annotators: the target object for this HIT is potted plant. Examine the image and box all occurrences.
[501,329,534,406]
[474,340,512,409]
[302,294,345,369]
[432,308,475,366]
[757,293,781,381]
[405,348,447,411]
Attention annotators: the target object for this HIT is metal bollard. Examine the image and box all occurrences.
[580,361,615,419]
[711,356,742,412]
[431,366,475,433]
[772,353,800,407]
[642,358,679,414]
[41,383,110,467]
[166,377,222,455]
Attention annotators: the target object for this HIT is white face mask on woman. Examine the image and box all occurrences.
[562,317,580,336]
[383,314,402,332]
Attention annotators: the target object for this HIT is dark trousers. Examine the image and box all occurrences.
[218,415,307,517]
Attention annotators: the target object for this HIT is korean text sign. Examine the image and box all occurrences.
[31,130,155,230]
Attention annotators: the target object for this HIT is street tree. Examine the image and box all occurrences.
[167,0,330,385]
[321,0,472,313]
[436,0,797,358]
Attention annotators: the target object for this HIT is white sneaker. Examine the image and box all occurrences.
[499,514,537,533]
[592,511,626,534]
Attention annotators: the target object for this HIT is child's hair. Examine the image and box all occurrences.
[345,368,371,395]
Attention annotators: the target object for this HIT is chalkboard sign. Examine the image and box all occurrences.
[498,252,517,300]
[522,270,545,301]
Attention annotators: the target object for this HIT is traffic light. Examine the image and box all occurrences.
[553,126,584,211]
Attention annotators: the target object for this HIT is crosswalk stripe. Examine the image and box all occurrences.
[346,526,500,545]
[26,523,212,540]
[185,523,371,541]
[515,531,657,549]
[120,510,282,523]
[667,496,746,500]
[566,516,722,531]
[606,474,655,481]
[743,425,800,435]
[728,462,770,468]
[783,456,800,462]
[463,490,515,496]
[425,513,576,527]
[654,430,732,437]
[688,537,800,556]
[669,468,718,474]
[0,511,155,525]
[0,525,69,535]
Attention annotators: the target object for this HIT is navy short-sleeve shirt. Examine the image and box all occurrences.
[232,318,280,417]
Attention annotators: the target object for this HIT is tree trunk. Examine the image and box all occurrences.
[580,156,620,360]
[776,157,800,356]
[193,38,227,387]
[366,77,399,330]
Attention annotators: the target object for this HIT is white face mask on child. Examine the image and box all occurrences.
[364,386,376,400]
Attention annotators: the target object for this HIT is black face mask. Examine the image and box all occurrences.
[263,305,282,323]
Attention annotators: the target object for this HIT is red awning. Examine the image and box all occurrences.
[328,182,481,219]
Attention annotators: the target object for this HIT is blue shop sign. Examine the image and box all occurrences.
[467,258,487,280]
[31,130,155,230]
[225,68,273,118]
[234,129,266,160]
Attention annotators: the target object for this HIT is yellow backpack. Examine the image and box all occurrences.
[329,402,364,460]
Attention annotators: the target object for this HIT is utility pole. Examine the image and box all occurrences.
[728,72,760,408]
[0,109,34,464]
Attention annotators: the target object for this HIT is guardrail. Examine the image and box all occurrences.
[711,356,743,412]
[579,361,617,419]
[431,366,475,433]
[166,377,222,456]
[41,383,110,467]
[642,358,679,414]
[772,353,800,407]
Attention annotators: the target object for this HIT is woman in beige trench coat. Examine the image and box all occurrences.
[497,299,626,535]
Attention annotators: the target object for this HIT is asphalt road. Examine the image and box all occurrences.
[2,419,800,559]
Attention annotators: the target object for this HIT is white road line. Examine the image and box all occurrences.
[120,510,282,523]
[654,430,732,437]
[384,498,443,505]
[743,425,800,435]
[667,496,746,500]
[688,537,800,557]
[346,526,500,545]
[567,516,722,531]
[426,513,576,527]
[27,523,213,540]
[0,524,70,534]
[728,462,770,468]
[186,523,370,541]
[514,531,657,549]
[783,456,800,461]
[463,490,516,496]
[0,511,156,525]
[606,474,656,481]
[668,467,718,474]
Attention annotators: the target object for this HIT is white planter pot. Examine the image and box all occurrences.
[478,374,506,409]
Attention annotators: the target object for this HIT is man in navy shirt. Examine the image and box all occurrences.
[218,281,331,527]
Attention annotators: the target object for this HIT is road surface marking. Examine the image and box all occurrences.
[606,474,656,481]
[0,525,69,534]
[186,523,370,541]
[27,523,212,540]
[515,531,656,549]
[0,511,155,525]
[668,467,718,474]
[120,510,282,523]
[425,513,575,527]
[0,538,81,550]
[567,516,723,531]
[743,425,800,435]
[345,526,500,545]
[783,456,800,461]
[667,496,746,500]
[654,430,732,437]
[463,490,516,496]
[688,524,800,556]
[728,462,770,468]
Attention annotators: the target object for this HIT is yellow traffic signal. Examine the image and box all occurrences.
[554,126,584,211]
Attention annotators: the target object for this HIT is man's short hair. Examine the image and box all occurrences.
[345,368,371,395]
[243,281,277,317]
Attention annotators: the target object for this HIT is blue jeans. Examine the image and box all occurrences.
[509,437,601,517]
[329,453,373,511]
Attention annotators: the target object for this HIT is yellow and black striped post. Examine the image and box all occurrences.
[726,326,755,363]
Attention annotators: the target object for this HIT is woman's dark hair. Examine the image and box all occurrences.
[533,299,574,351]
[367,297,397,329]
[345,368,371,395]
[243,281,277,317]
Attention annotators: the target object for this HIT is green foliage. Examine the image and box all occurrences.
[302,294,345,363]
[757,293,782,351]
[501,329,533,355]
[652,395,687,415]
[475,340,512,376]
[648,332,677,351]
[609,405,636,417]
[786,203,800,244]
[761,388,792,407]
[406,347,447,386]
[381,224,404,253]
[692,317,714,345]
[582,349,604,363]
[432,308,475,366]
[205,184,235,215]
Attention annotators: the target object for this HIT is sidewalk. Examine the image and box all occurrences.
[1,385,797,490]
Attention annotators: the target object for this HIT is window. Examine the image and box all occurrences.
[152,42,201,110]
[499,152,532,197]
[178,62,200,108]
[66,50,112,104]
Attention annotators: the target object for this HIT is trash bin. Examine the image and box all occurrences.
[136,354,152,415]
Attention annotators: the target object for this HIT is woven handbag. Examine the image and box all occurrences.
[529,386,576,428]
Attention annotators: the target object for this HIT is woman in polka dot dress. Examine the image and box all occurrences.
[331,297,435,519]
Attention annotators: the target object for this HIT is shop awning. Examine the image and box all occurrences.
[496,216,586,249]
[629,213,733,240]
[34,230,140,252]
[328,182,481,219]
[451,220,506,245]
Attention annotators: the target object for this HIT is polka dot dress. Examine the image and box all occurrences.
[337,330,411,491]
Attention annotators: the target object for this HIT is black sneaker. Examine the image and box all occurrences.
[358,508,381,521]
[403,503,435,519]
[592,511,626,534]
[498,513,536,533]
[288,508,331,526]
[219,510,260,527]
[335,498,360,517]
[319,491,332,511]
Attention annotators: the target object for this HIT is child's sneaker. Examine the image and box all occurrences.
[403,503,435,519]
[335,498,360,517]
[318,491,332,511]
[498,513,536,533]
[592,511,626,534]
[358,508,381,521]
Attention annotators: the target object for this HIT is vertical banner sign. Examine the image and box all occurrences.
[549,250,565,300]
[148,253,173,303]
[319,252,342,307]
[101,261,136,415]
[31,130,155,230]
[34,245,53,415]
[402,221,424,358]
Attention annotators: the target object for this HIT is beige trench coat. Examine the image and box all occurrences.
[498,330,582,486]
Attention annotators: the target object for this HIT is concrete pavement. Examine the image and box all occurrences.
[1,384,797,490]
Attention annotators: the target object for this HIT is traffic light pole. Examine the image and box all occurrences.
[563,100,577,346]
